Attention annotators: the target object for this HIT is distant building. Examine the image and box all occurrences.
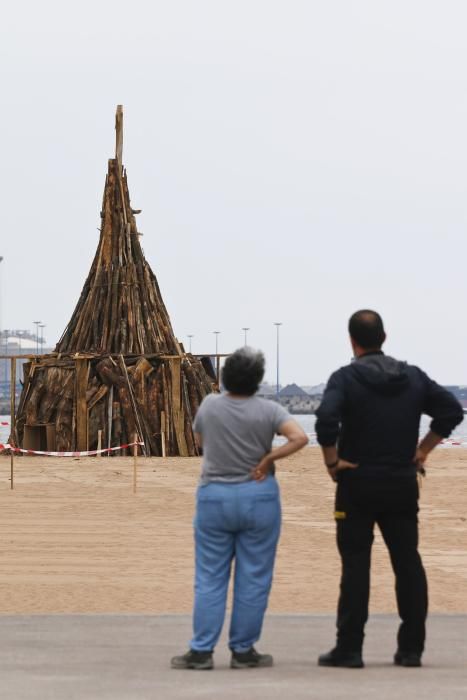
[257,382,279,399]
[0,330,49,399]
[277,383,320,414]
[279,383,309,399]
[301,383,326,397]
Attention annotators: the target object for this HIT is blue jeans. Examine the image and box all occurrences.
[190,475,281,652]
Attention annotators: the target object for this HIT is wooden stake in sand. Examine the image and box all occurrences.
[97,430,102,458]
[133,433,138,494]
[161,411,166,458]
[10,357,16,491]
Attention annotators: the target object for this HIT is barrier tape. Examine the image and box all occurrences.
[0,422,9,426]
[0,441,144,457]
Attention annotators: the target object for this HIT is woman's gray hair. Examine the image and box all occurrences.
[221,347,265,396]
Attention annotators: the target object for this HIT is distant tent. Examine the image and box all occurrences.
[12,106,215,456]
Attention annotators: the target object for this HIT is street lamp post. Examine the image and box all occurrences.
[33,321,41,355]
[274,323,282,399]
[213,331,221,387]
[187,334,194,353]
[3,330,8,385]
[242,327,250,346]
[39,324,46,354]
[213,331,220,356]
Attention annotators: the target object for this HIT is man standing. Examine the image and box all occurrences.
[315,310,463,669]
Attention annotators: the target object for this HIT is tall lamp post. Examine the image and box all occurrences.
[213,331,221,387]
[39,324,46,354]
[213,331,220,356]
[33,320,41,355]
[187,334,194,353]
[3,330,8,385]
[273,322,282,399]
[242,327,250,346]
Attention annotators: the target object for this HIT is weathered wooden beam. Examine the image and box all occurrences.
[169,357,189,457]
[75,358,89,451]
[115,105,123,168]
[10,357,16,442]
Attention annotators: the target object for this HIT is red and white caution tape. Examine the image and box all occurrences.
[0,441,144,457]
[0,421,9,426]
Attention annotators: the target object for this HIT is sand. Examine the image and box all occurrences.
[0,448,466,614]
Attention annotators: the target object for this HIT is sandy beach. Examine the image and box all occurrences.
[0,448,465,615]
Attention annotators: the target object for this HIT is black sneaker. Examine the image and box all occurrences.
[394,651,422,667]
[230,646,273,669]
[170,649,214,670]
[318,647,364,668]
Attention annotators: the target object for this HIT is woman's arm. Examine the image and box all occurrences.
[252,420,308,481]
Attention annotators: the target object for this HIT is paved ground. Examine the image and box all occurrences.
[0,614,466,699]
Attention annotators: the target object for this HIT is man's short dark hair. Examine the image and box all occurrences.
[222,347,265,396]
[348,310,385,349]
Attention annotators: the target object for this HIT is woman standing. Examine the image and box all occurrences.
[171,347,308,670]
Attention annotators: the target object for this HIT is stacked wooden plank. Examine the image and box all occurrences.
[12,106,216,456]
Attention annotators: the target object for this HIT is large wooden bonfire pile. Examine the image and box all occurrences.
[12,107,215,456]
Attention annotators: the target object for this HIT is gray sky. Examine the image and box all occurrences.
[1,0,466,385]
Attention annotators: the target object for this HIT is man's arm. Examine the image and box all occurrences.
[422,375,464,437]
[415,372,464,472]
[315,370,357,480]
[315,371,344,448]
[417,375,464,469]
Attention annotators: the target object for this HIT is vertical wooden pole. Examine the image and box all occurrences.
[75,358,89,452]
[10,357,16,441]
[97,430,102,458]
[133,433,138,494]
[10,357,16,490]
[169,357,188,457]
[161,410,166,457]
[115,105,123,168]
[107,385,114,457]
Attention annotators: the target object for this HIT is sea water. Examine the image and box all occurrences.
[1,413,466,449]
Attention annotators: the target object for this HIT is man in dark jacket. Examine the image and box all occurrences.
[315,309,463,669]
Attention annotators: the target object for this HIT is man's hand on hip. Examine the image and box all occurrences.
[327,459,358,482]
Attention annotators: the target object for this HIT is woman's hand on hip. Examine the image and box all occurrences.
[252,455,273,481]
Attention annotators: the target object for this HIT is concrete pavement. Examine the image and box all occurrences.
[0,614,465,699]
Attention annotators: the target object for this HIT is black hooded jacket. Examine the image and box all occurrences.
[315,351,464,478]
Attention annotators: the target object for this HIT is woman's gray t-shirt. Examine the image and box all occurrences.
[193,393,291,484]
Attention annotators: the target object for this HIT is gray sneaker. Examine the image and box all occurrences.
[230,647,273,669]
[171,649,214,670]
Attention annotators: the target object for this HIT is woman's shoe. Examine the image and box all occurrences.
[230,647,273,668]
[170,649,214,670]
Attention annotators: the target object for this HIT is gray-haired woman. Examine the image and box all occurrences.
[171,347,308,670]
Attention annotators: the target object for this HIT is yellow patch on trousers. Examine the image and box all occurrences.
[334,511,347,520]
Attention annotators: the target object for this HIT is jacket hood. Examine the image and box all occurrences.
[350,352,410,395]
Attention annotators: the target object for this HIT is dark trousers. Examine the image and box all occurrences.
[335,476,428,653]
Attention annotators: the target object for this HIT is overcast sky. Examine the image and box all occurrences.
[1,1,466,386]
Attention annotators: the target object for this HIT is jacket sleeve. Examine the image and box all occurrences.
[421,373,464,438]
[315,370,345,447]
